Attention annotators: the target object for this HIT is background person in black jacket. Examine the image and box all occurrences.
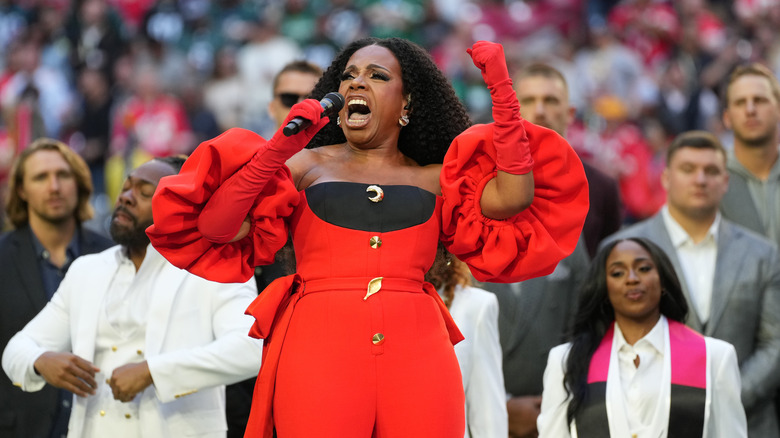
[0,138,113,438]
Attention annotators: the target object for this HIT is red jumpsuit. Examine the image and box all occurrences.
[147,122,589,438]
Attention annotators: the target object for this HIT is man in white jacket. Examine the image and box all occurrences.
[2,156,262,438]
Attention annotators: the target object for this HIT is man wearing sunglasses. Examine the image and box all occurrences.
[256,59,323,293]
[267,60,322,129]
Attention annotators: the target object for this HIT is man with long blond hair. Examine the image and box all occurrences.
[0,138,113,437]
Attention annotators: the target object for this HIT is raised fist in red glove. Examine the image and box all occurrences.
[467,41,533,175]
[467,40,511,89]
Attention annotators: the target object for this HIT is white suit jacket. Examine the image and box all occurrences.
[447,285,508,438]
[538,319,747,438]
[2,245,263,438]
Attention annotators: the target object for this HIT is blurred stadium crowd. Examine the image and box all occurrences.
[2,0,780,231]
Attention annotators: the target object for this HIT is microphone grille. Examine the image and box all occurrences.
[324,92,345,111]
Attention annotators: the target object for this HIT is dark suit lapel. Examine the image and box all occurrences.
[647,215,705,332]
[506,277,546,350]
[490,283,523,352]
[12,228,47,310]
[487,280,545,354]
[491,245,583,355]
[707,222,742,334]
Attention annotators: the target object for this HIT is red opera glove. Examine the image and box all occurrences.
[198,99,330,243]
[467,41,533,175]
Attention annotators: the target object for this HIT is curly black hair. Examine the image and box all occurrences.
[307,37,472,166]
[563,237,689,426]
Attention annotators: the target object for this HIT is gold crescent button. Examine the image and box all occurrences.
[366,185,384,203]
[369,236,382,249]
[364,277,383,300]
[372,333,385,345]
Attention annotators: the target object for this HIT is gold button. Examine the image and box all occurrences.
[136,349,143,355]
[174,394,180,399]
[125,413,132,419]
[372,333,385,345]
[369,236,382,249]
[111,346,117,352]
[100,410,106,416]
[105,378,110,384]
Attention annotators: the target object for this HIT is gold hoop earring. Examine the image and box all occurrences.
[399,115,410,127]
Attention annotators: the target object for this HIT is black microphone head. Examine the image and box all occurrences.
[283,92,346,136]
[322,92,345,113]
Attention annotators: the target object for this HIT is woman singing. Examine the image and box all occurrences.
[148,38,588,437]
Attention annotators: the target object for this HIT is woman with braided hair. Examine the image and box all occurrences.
[147,37,588,437]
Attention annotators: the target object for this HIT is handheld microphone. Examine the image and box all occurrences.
[283,92,345,136]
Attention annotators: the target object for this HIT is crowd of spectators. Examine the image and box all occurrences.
[2,0,780,231]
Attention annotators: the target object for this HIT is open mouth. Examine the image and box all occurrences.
[346,98,371,127]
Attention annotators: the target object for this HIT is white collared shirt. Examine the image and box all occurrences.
[614,318,665,436]
[539,315,748,437]
[82,244,167,438]
[661,206,719,323]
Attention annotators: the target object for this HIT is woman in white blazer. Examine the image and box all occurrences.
[537,237,746,438]
[427,246,507,438]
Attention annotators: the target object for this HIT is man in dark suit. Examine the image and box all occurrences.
[483,245,589,438]
[481,63,621,437]
[602,130,780,437]
[0,138,113,438]
[513,63,623,258]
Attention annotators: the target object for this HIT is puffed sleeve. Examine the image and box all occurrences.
[147,128,300,283]
[440,122,589,283]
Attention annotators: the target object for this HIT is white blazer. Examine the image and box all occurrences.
[538,318,747,438]
[2,245,263,438]
[447,284,508,438]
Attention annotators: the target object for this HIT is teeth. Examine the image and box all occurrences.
[348,98,367,106]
